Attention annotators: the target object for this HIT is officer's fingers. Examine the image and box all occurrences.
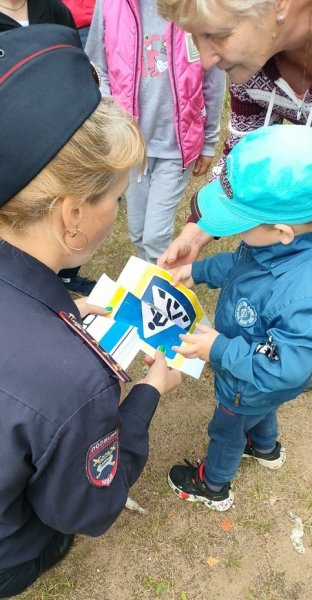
[75,297,112,319]
[168,368,182,388]
[144,354,155,366]
[88,304,113,317]
[153,348,167,362]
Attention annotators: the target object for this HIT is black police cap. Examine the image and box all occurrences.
[0,24,101,206]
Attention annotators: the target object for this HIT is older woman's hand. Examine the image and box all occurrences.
[157,223,213,270]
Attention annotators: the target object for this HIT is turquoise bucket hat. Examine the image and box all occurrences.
[195,125,312,237]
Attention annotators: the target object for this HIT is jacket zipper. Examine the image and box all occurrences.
[233,393,240,407]
[127,0,140,118]
[170,24,185,173]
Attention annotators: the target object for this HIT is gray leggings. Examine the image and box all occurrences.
[125,157,192,263]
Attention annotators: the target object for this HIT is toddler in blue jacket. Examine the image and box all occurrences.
[168,124,312,511]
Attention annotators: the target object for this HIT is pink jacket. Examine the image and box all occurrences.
[102,0,206,168]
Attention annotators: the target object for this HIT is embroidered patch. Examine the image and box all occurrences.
[235,298,257,327]
[255,336,279,361]
[86,430,119,487]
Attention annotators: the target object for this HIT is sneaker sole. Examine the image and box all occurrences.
[167,474,234,512]
[242,447,286,470]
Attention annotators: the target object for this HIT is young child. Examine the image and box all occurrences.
[85,0,225,264]
[167,124,312,511]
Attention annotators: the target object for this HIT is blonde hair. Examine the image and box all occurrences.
[0,98,146,231]
[157,0,276,25]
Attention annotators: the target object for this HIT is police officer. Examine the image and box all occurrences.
[0,25,181,598]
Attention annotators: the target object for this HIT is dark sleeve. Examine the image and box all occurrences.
[29,0,77,30]
[50,0,76,28]
[27,381,160,537]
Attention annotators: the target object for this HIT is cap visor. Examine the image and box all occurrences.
[196,179,261,237]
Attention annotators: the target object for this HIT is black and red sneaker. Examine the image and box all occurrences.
[242,440,286,470]
[168,460,234,511]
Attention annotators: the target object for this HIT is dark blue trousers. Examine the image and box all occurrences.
[204,402,278,487]
[0,533,74,598]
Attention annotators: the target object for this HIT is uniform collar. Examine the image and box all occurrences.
[0,240,80,319]
[242,232,312,276]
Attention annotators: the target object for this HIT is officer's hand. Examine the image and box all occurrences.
[75,297,112,319]
[142,350,182,396]
[157,223,213,270]
[172,323,219,361]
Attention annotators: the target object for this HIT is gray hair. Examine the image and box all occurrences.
[157,0,277,25]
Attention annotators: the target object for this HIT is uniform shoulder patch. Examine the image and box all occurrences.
[86,430,119,487]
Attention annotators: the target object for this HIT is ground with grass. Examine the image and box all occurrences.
[20,110,312,600]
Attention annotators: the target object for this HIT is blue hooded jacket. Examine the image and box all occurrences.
[192,233,312,415]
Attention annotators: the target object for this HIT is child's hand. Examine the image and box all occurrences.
[169,264,194,287]
[140,350,182,396]
[172,323,219,361]
[192,155,213,177]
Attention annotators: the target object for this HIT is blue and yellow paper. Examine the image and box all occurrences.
[86,257,210,378]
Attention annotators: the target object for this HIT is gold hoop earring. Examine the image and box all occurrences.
[63,228,88,252]
[276,14,286,24]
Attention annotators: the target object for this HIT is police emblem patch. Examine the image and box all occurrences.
[235,298,257,327]
[86,430,119,487]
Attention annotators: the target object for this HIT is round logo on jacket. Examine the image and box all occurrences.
[235,298,257,327]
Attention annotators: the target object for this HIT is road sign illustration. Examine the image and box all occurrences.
[86,256,209,377]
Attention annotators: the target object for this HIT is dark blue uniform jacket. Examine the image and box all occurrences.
[0,241,159,568]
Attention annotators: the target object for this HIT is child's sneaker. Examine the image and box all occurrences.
[242,441,286,469]
[168,460,234,512]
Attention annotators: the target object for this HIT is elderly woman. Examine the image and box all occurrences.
[0,24,181,598]
[156,0,312,268]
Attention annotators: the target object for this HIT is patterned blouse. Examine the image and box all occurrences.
[213,56,312,177]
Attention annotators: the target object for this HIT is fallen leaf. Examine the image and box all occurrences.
[206,556,220,567]
[125,497,146,514]
[220,518,234,532]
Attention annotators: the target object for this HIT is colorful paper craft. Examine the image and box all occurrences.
[85,257,210,378]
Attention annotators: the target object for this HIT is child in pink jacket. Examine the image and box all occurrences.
[86,0,225,263]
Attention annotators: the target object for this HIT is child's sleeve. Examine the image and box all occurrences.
[201,67,226,157]
[210,297,312,394]
[191,252,236,288]
[85,0,111,97]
